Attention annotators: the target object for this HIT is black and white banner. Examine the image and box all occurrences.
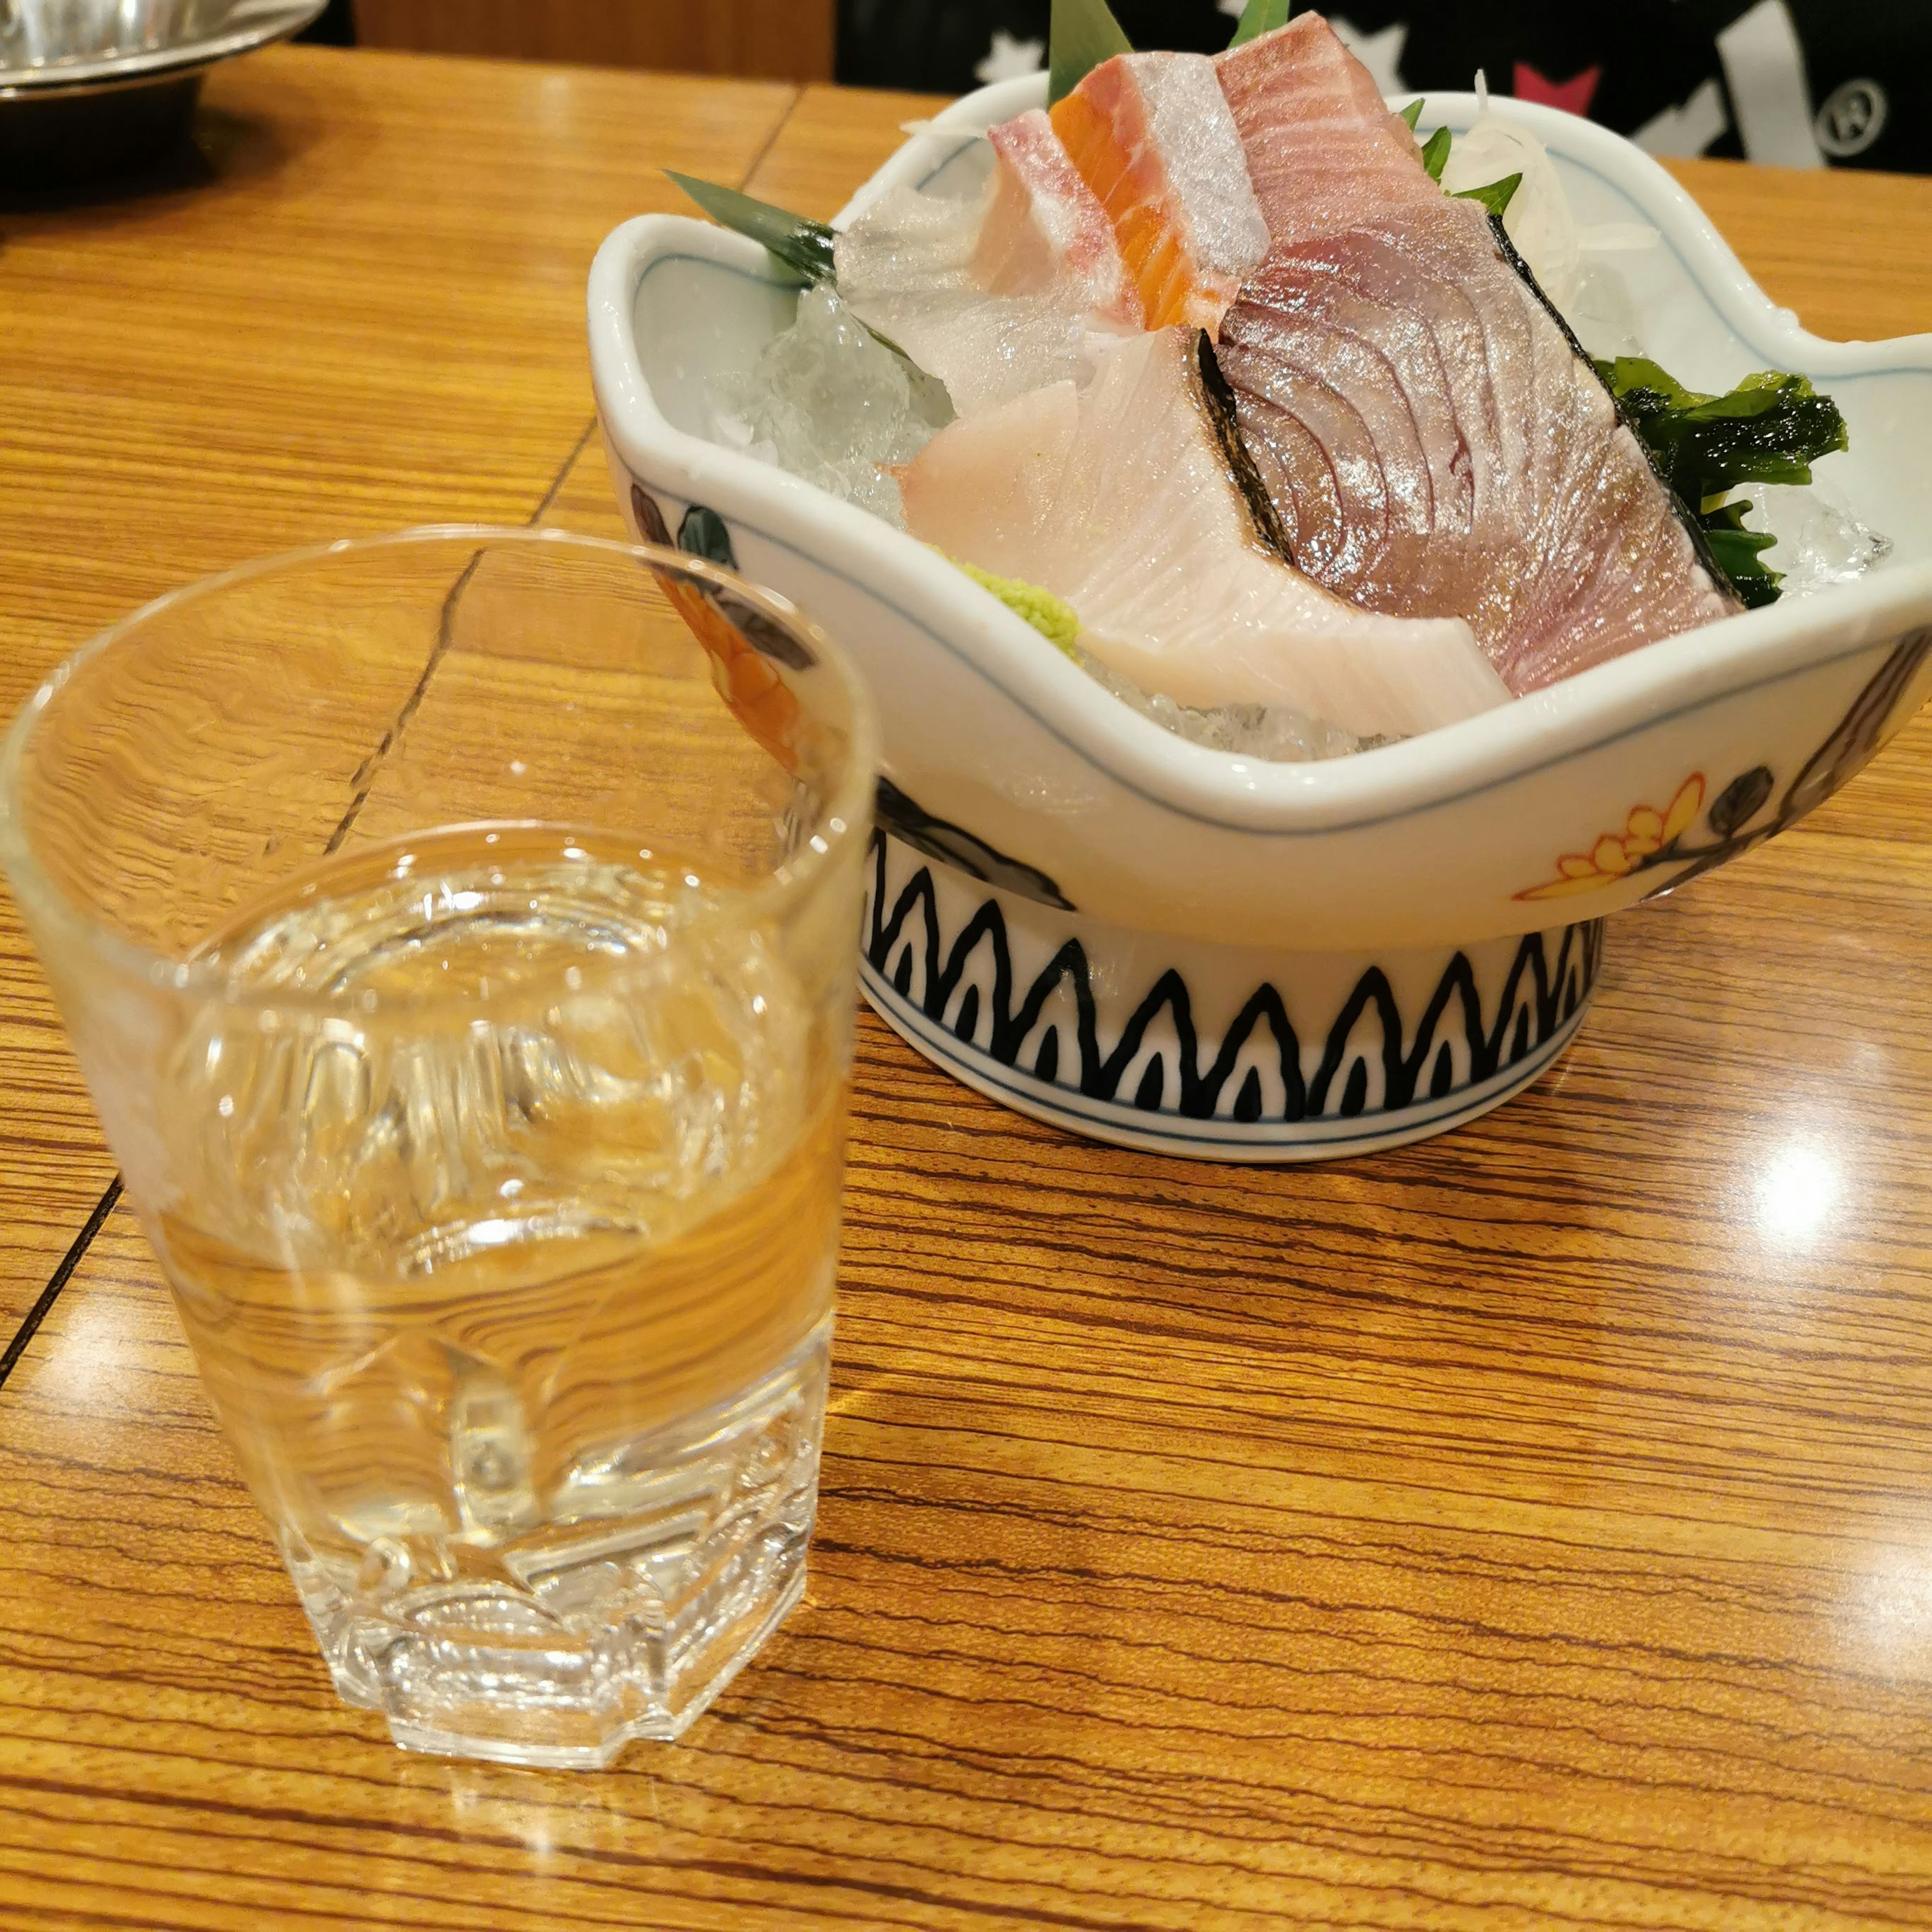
[835,1,1929,174]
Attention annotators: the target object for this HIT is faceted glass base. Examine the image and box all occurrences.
[280,1328,830,1767]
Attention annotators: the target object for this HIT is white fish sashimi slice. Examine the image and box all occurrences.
[899,327,1508,742]
[834,110,1140,417]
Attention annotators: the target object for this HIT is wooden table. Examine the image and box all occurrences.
[4,44,1932,1930]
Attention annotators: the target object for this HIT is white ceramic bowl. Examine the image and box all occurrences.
[589,77,1932,1160]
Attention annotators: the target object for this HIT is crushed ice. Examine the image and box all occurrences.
[712,285,952,526]
[1071,645,1373,762]
[1733,479,1893,597]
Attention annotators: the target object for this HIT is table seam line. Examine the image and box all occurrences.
[529,418,598,523]
[737,85,806,191]
[0,412,604,1387]
[0,1175,122,1393]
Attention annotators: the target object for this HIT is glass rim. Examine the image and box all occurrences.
[0,524,880,1017]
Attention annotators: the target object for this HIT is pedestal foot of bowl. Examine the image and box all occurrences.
[859,832,1602,1163]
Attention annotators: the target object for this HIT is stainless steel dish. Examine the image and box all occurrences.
[1,0,324,185]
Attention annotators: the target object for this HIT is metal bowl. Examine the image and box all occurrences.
[1,0,324,186]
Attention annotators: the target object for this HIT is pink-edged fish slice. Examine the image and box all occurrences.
[976,108,1142,324]
[834,108,1141,417]
[1216,11,1441,251]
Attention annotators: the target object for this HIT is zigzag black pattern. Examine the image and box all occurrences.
[866,834,1602,1123]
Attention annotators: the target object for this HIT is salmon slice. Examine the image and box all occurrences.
[1050,52,1269,336]
[835,110,1139,416]
[1212,15,1739,690]
[899,327,1507,741]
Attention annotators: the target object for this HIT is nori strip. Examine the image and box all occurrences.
[1195,330,1295,565]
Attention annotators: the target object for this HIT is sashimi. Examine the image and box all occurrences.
[1212,14,1739,690]
[976,109,1139,314]
[900,326,1509,741]
[1215,15,1439,251]
[835,109,1140,416]
[1050,51,1269,334]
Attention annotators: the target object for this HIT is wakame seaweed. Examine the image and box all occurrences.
[1597,357,1850,608]
[1700,501,1784,609]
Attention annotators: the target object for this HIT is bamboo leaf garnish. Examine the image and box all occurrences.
[665,171,932,370]
[666,172,836,286]
[1453,171,1522,217]
[1398,98,1424,130]
[1227,0,1291,50]
[1049,0,1132,107]
[1418,124,1452,182]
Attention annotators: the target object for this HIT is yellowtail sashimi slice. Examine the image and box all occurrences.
[899,326,1507,742]
[1213,14,1739,692]
[835,110,1140,417]
[1050,51,1269,335]
[1215,13,1439,250]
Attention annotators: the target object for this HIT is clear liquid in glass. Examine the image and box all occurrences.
[148,825,845,1764]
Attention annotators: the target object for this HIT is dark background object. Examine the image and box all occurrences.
[296,0,357,45]
[833,0,1931,174]
[0,71,203,189]
[2,1,330,192]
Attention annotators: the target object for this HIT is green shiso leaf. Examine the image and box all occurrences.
[1418,124,1452,182]
[1596,356,1850,608]
[666,173,836,286]
[1452,171,1522,217]
[1227,0,1291,50]
[1049,0,1133,106]
[1398,98,1424,130]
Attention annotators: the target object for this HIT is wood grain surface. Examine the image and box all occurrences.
[2,59,1932,1932]
[354,0,837,84]
[0,45,791,1324]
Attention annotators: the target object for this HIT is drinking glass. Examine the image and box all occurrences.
[0,528,877,1766]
